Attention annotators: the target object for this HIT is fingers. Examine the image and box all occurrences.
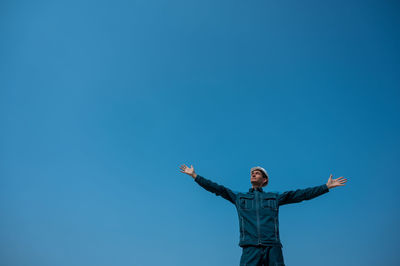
[333,176,347,181]
[335,178,348,187]
[179,164,188,172]
[330,175,349,183]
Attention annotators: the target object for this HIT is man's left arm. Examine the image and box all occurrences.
[278,174,347,206]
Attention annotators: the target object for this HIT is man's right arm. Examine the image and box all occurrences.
[179,164,237,204]
[194,175,237,204]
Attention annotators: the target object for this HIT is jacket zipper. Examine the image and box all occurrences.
[241,217,244,240]
[256,191,261,244]
[274,217,278,240]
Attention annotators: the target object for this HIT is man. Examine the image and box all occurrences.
[179,164,347,266]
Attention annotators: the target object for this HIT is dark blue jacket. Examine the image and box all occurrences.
[194,175,329,247]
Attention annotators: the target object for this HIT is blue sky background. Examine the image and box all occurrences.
[1,0,399,265]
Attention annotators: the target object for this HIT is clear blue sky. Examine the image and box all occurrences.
[1,0,399,265]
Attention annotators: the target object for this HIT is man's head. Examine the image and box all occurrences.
[250,166,269,188]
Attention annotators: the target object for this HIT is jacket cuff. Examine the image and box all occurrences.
[194,174,203,183]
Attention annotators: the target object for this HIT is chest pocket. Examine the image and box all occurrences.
[261,196,277,210]
[239,195,254,210]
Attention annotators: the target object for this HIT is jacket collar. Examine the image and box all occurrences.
[249,187,264,192]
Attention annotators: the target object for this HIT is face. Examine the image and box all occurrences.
[250,170,268,187]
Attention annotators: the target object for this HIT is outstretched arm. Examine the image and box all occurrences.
[278,174,348,206]
[179,164,237,204]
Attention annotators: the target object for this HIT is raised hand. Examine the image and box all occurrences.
[326,174,348,189]
[179,164,197,179]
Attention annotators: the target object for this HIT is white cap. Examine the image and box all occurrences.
[250,166,269,179]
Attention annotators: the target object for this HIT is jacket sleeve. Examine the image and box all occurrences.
[194,175,237,204]
[278,184,329,206]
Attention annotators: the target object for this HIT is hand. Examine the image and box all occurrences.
[179,164,197,179]
[326,174,348,189]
